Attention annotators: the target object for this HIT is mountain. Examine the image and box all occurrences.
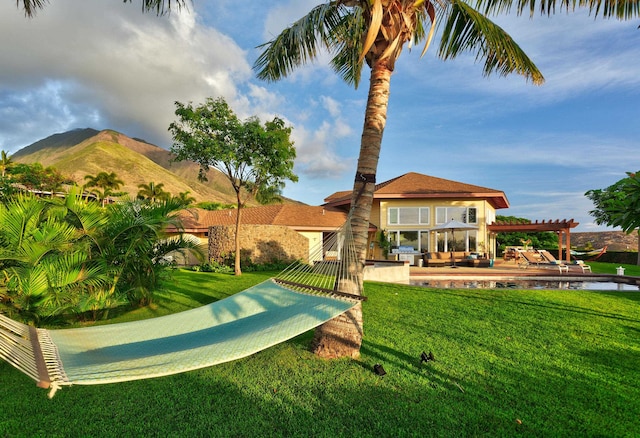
[12,128,290,206]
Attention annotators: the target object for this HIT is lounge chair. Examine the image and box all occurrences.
[519,250,568,273]
[572,260,592,273]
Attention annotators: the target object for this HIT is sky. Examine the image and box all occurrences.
[1,0,639,232]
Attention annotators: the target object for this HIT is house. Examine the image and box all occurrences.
[171,204,354,265]
[170,172,508,267]
[323,172,509,264]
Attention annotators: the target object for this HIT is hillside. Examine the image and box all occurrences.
[12,128,291,206]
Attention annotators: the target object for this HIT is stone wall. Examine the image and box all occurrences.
[208,225,309,264]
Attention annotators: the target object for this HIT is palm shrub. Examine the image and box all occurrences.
[0,193,111,323]
[99,198,204,306]
[0,192,204,322]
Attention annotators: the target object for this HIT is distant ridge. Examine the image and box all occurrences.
[12,128,300,206]
[13,128,99,158]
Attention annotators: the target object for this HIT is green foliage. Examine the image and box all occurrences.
[84,171,125,205]
[586,171,640,233]
[0,192,203,323]
[4,162,72,194]
[169,96,298,275]
[495,215,558,251]
[136,181,171,203]
[195,201,235,211]
[192,261,232,273]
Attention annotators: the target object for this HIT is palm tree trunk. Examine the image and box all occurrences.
[312,62,392,359]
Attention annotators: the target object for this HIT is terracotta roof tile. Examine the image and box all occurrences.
[176,205,348,231]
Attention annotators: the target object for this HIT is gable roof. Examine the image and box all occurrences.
[176,204,350,233]
[323,172,509,209]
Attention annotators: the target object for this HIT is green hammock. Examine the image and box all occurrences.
[0,280,358,397]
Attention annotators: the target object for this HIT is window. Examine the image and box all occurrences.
[435,207,477,224]
[388,230,430,252]
[388,207,430,225]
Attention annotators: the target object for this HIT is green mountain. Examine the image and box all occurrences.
[12,128,271,205]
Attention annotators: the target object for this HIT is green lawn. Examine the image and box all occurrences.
[1,268,639,437]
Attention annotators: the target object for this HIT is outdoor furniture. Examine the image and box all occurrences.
[572,260,592,273]
[519,250,568,273]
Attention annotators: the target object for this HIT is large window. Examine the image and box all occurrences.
[388,207,430,225]
[388,230,430,253]
[436,230,477,252]
[435,207,477,224]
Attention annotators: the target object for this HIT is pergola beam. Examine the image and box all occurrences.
[488,219,579,262]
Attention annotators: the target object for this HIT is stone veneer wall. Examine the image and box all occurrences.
[208,225,309,264]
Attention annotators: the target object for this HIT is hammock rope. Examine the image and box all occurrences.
[1,214,363,398]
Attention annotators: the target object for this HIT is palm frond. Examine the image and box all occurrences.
[254,2,347,81]
[478,0,639,19]
[439,1,545,84]
[328,8,366,87]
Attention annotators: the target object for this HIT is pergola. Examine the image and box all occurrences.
[487,219,579,262]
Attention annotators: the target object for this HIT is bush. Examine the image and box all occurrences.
[192,261,232,273]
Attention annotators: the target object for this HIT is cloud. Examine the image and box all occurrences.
[0,0,253,150]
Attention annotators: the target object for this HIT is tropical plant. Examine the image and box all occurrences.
[173,191,196,208]
[0,150,13,178]
[0,189,204,322]
[586,171,640,265]
[169,97,298,276]
[0,192,111,323]
[84,171,126,206]
[100,197,204,305]
[254,0,639,358]
[136,181,171,203]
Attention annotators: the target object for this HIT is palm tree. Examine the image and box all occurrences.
[137,181,170,203]
[84,172,125,206]
[173,191,197,208]
[254,0,638,358]
[0,150,13,178]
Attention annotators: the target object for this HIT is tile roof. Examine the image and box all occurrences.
[324,172,509,209]
[176,204,349,232]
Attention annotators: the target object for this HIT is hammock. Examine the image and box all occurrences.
[570,246,608,261]
[0,217,364,398]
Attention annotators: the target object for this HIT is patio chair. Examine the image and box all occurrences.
[572,260,592,273]
[520,250,568,273]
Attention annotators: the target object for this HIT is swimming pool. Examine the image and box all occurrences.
[410,278,640,291]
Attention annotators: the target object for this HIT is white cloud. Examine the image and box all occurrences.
[0,0,254,149]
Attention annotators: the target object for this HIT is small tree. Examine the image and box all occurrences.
[169,97,298,275]
[84,171,125,206]
[586,171,640,265]
[137,181,170,203]
[0,151,13,178]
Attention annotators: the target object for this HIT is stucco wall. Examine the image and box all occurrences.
[208,225,309,264]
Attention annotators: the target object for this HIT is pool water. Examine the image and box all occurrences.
[411,279,640,291]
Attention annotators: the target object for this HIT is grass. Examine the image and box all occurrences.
[1,268,639,437]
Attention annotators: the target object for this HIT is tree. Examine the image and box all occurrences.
[84,171,125,206]
[137,181,170,203]
[169,97,298,276]
[586,171,640,265]
[0,150,13,178]
[173,191,196,208]
[495,215,558,251]
[254,0,639,358]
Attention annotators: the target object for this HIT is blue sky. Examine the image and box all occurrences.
[1,0,639,231]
